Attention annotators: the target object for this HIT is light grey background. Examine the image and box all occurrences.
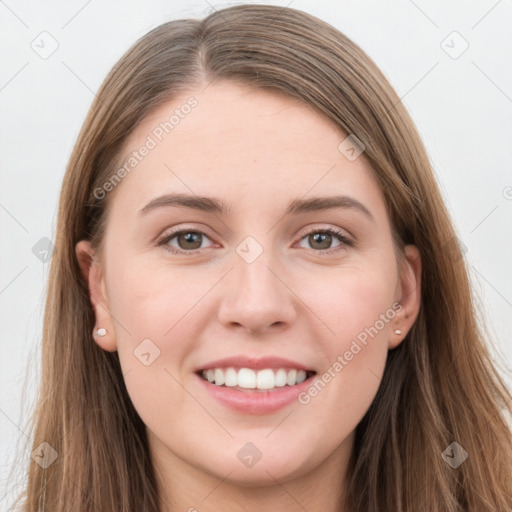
[1,0,511,508]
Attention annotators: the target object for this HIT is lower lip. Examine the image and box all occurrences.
[195,372,317,415]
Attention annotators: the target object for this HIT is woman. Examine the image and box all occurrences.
[10,4,512,511]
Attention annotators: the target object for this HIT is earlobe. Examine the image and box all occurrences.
[92,324,117,352]
[389,244,422,350]
[75,240,117,352]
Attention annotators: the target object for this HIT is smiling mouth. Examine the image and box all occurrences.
[196,367,317,392]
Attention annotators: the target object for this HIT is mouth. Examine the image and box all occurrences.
[195,367,317,393]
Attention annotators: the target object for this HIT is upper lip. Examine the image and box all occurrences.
[197,355,316,372]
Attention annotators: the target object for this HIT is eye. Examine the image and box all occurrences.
[296,227,354,254]
[157,229,216,255]
[157,226,354,255]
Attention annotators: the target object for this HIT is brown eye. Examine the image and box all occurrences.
[158,230,214,254]
[307,232,334,250]
[175,231,203,250]
[297,228,353,253]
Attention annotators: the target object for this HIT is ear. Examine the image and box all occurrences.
[389,244,422,350]
[75,240,117,352]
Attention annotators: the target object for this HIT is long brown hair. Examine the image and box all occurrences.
[8,4,511,511]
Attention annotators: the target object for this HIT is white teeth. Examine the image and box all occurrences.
[200,367,312,389]
[238,368,256,388]
[286,369,297,386]
[224,367,238,387]
[275,368,288,387]
[214,368,224,386]
[256,369,274,390]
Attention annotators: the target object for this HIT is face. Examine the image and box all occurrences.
[77,81,421,497]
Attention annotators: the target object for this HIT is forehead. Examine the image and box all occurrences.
[108,81,387,223]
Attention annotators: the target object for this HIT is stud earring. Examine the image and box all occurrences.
[394,329,402,335]
[96,328,107,337]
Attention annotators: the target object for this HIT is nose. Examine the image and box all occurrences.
[216,247,297,335]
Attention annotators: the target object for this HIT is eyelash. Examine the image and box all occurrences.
[156,227,354,256]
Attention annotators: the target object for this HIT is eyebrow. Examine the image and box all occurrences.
[138,193,374,221]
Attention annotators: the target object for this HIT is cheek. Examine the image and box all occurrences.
[107,263,198,427]
[304,263,396,345]
[107,257,209,341]
[103,260,203,404]
[297,266,394,416]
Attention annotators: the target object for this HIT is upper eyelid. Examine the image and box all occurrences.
[157,224,214,242]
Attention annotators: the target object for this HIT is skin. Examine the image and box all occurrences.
[76,81,421,511]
